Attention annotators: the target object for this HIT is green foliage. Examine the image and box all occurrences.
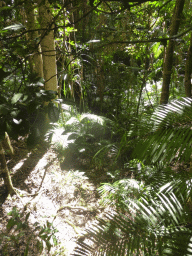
[98,178,143,211]
[134,97,192,164]
[49,111,116,170]
[0,206,58,256]
[73,98,192,256]
[74,169,192,255]
[1,0,192,254]
[0,77,59,145]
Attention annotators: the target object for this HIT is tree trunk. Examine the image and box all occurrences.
[2,132,14,156]
[38,0,58,92]
[160,0,185,105]
[0,141,15,195]
[96,56,105,111]
[24,0,44,78]
[184,33,192,97]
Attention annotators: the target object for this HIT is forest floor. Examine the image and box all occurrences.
[0,137,108,256]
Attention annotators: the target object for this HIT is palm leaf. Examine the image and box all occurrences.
[73,98,192,256]
[74,177,192,256]
[134,98,192,164]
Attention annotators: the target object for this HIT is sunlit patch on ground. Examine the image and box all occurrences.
[0,139,102,255]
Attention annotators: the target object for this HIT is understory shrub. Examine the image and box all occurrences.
[47,112,117,170]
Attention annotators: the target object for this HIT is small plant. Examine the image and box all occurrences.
[50,112,115,170]
[98,177,143,211]
[0,206,58,256]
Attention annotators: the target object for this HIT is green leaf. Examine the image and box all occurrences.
[7,219,17,230]
[24,244,29,256]
[52,235,58,245]
[0,6,14,12]
[87,39,100,43]
[13,118,22,125]
[0,104,9,115]
[23,95,28,102]
[10,110,19,118]
[152,42,163,58]
[3,24,25,31]
[25,212,30,222]
[11,93,23,104]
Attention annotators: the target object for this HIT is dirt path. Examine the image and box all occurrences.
[0,138,103,255]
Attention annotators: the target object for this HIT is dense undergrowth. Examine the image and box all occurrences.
[69,98,192,256]
[2,98,192,255]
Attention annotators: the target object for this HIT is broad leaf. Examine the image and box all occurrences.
[11,93,23,104]
[3,24,25,31]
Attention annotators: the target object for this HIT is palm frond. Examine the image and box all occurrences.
[134,98,192,164]
[73,98,192,256]
[74,177,192,256]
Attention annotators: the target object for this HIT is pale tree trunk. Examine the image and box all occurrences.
[184,33,192,97]
[24,1,43,78]
[160,0,185,105]
[38,0,58,92]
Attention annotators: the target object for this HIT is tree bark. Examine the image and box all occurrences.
[38,0,58,92]
[160,0,185,105]
[184,33,192,97]
[2,132,14,156]
[24,0,44,78]
[96,57,105,111]
[0,141,15,195]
